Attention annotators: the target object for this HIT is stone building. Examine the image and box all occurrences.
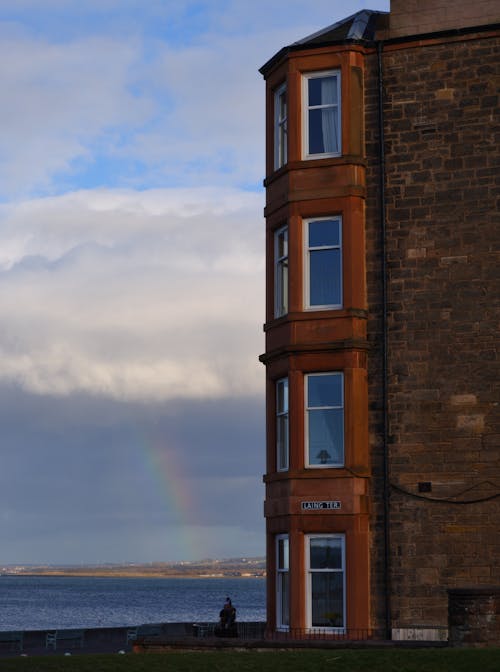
[259,0,499,640]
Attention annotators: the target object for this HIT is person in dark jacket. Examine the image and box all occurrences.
[216,597,237,636]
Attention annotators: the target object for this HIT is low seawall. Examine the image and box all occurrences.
[1,621,456,658]
[0,622,266,657]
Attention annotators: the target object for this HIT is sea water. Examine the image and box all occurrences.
[0,575,266,631]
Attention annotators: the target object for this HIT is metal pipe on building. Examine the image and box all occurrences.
[377,39,392,641]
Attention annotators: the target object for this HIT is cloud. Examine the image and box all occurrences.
[0,13,266,197]
[0,385,265,563]
[0,0,390,199]
[0,187,264,401]
[0,31,154,198]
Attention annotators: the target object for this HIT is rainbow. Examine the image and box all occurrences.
[135,433,205,561]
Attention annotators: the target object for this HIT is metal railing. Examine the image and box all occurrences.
[190,623,385,642]
[264,627,385,642]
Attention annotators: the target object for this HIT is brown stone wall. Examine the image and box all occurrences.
[388,0,500,39]
[365,31,500,630]
[448,587,500,647]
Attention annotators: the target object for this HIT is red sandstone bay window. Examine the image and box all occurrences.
[302,71,341,158]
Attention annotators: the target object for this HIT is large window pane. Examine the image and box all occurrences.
[279,572,290,626]
[277,416,289,470]
[304,72,340,157]
[308,408,343,465]
[309,219,340,247]
[308,75,338,106]
[277,536,289,570]
[274,83,287,169]
[277,535,289,629]
[311,573,344,628]
[310,537,343,569]
[309,248,341,306]
[308,108,339,155]
[308,373,342,408]
[275,227,288,317]
[306,217,342,309]
[306,373,344,468]
[276,378,289,471]
[308,535,345,631]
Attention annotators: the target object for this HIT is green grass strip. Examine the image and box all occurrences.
[1,648,500,672]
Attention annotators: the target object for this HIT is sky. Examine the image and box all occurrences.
[0,0,389,565]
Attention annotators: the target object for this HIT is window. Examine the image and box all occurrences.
[305,372,344,468]
[305,217,342,309]
[274,226,288,317]
[307,535,345,631]
[276,378,289,471]
[303,71,341,158]
[274,83,287,169]
[276,535,290,629]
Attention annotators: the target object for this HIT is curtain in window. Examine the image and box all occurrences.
[310,537,344,629]
[308,407,343,465]
[308,218,341,307]
[320,76,338,154]
[310,247,341,306]
[311,572,344,627]
[307,373,344,466]
[277,536,290,628]
[278,572,290,626]
[276,378,289,471]
[275,227,288,317]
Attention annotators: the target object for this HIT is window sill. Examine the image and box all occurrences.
[306,627,346,635]
[264,469,369,483]
[264,307,368,331]
[264,155,367,186]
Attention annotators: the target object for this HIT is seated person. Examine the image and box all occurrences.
[216,597,237,636]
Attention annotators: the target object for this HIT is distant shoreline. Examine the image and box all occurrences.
[2,571,266,579]
[1,558,266,580]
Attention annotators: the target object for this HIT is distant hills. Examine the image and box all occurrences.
[1,557,266,578]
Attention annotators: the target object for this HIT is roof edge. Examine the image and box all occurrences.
[259,14,499,77]
[259,10,388,76]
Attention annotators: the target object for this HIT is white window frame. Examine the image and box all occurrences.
[274,225,288,317]
[276,377,289,472]
[302,70,341,159]
[276,534,290,631]
[304,216,342,311]
[274,82,288,169]
[306,534,346,633]
[304,372,344,468]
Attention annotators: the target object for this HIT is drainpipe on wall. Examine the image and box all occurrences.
[377,39,392,641]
